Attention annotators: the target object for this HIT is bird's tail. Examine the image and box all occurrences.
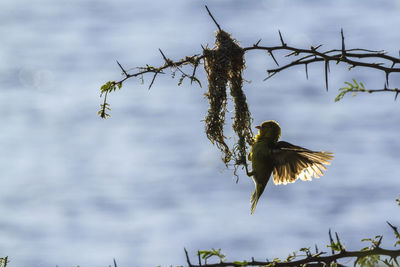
[250,182,267,214]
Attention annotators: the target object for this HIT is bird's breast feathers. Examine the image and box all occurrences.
[250,140,273,160]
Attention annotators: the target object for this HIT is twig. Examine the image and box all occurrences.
[205,5,222,31]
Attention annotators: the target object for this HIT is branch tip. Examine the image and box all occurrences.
[205,5,222,31]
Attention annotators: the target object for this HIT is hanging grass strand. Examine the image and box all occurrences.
[228,37,253,169]
[203,35,231,165]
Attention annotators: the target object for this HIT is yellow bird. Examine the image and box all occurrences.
[247,120,333,214]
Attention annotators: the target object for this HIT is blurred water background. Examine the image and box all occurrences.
[1,0,400,266]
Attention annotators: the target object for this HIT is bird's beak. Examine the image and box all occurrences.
[255,125,261,129]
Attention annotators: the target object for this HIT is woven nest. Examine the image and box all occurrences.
[203,30,253,172]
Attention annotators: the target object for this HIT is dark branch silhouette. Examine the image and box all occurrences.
[99,28,400,118]
[184,225,400,267]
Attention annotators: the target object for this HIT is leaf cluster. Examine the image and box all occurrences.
[198,249,226,264]
[335,79,367,102]
[98,81,123,118]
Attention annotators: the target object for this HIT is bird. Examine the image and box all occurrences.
[247,120,334,214]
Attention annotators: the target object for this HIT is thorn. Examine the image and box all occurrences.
[269,50,279,66]
[394,256,399,266]
[305,64,309,80]
[113,258,117,267]
[184,248,192,266]
[116,60,128,76]
[341,28,346,57]
[148,72,158,90]
[263,71,277,81]
[278,30,286,46]
[335,232,343,251]
[354,257,359,267]
[254,39,262,46]
[324,60,329,91]
[387,221,400,236]
[316,44,323,50]
[191,63,198,85]
[198,251,202,266]
[285,51,298,57]
[386,71,390,87]
[311,44,323,51]
[395,91,399,101]
[159,49,169,64]
[329,229,335,255]
[376,235,383,247]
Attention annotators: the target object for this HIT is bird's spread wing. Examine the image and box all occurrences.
[271,141,334,185]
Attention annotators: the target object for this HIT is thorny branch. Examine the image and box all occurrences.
[185,247,400,267]
[101,26,400,118]
[184,223,400,267]
[99,27,400,118]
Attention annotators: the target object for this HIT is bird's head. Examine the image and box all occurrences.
[255,120,281,142]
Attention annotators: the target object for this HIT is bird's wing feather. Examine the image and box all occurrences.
[271,141,334,185]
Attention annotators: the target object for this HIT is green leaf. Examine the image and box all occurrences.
[335,79,367,102]
[197,248,225,262]
[101,81,111,94]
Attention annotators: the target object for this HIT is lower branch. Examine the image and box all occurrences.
[186,247,400,267]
